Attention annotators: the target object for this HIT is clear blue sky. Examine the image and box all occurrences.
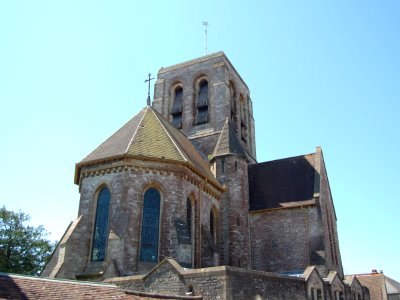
[1,1,399,280]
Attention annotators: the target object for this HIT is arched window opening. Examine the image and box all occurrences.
[140,188,161,263]
[91,187,111,262]
[187,197,196,268]
[171,86,183,128]
[210,209,215,240]
[229,82,237,128]
[240,95,247,143]
[196,80,209,124]
[186,198,193,240]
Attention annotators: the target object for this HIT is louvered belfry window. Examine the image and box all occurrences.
[171,87,183,128]
[91,187,111,261]
[196,80,209,124]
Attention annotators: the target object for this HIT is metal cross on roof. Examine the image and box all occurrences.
[144,73,155,106]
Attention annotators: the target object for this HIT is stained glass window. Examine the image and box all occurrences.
[140,188,161,263]
[196,80,209,124]
[91,187,111,261]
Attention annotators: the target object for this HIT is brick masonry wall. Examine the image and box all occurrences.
[216,155,251,268]
[250,206,323,273]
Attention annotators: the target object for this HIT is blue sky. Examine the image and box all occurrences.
[1,1,399,280]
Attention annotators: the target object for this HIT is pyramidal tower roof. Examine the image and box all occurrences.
[75,106,218,185]
[212,118,246,158]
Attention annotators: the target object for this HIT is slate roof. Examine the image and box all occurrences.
[248,153,316,211]
[212,118,246,158]
[75,106,219,187]
[0,273,158,300]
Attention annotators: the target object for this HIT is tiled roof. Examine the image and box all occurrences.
[356,273,385,299]
[212,118,245,158]
[356,273,400,299]
[248,153,316,211]
[76,106,218,186]
[0,273,157,300]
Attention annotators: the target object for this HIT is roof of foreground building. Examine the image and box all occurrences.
[0,273,162,300]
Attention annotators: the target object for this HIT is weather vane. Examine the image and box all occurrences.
[144,73,155,106]
[203,21,209,55]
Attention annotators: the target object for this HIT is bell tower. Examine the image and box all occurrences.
[152,51,256,163]
[152,52,256,267]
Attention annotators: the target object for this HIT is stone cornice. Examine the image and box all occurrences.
[77,156,224,199]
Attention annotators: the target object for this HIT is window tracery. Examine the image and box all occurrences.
[140,188,161,263]
[91,187,111,262]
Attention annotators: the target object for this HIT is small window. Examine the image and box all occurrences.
[235,161,238,172]
[221,159,225,174]
[171,86,183,128]
[196,80,209,124]
[316,289,322,300]
[91,187,111,262]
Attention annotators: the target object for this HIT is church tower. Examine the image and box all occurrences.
[152,51,256,162]
[152,52,255,267]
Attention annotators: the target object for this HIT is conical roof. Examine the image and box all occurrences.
[212,118,246,158]
[75,106,218,185]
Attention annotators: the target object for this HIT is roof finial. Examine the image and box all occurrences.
[203,21,209,55]
[144,73,155,106]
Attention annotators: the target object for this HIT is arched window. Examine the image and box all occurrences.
[140,188,161,263]
[91,187,111,261]
[210,209,216,240]
[196,80,209,124]
[229,82,237,128]
[187,198,193,239]
[186,197,196,268]
[240,94,247,143]
[171,86,183,128]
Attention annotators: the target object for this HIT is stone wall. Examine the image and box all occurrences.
[109,258,311,300]
[215,155,251,268]
[43,158,222,279]
[152,52,256,160]
[317,148,344,277]
[250,205,323,273]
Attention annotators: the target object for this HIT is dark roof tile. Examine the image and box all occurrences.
[249,153,316,211]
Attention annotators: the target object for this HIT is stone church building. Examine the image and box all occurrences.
[39,52,370,299]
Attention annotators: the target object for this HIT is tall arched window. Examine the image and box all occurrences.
[229,82,237,128]
[91,187,111,261]
[171,86,183,128]
[240,94,247,143]
[210,209,215,240]
[186,198,193,240]
[196,80,209,124]
[140,188,161,263]
[186,197,196,268]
